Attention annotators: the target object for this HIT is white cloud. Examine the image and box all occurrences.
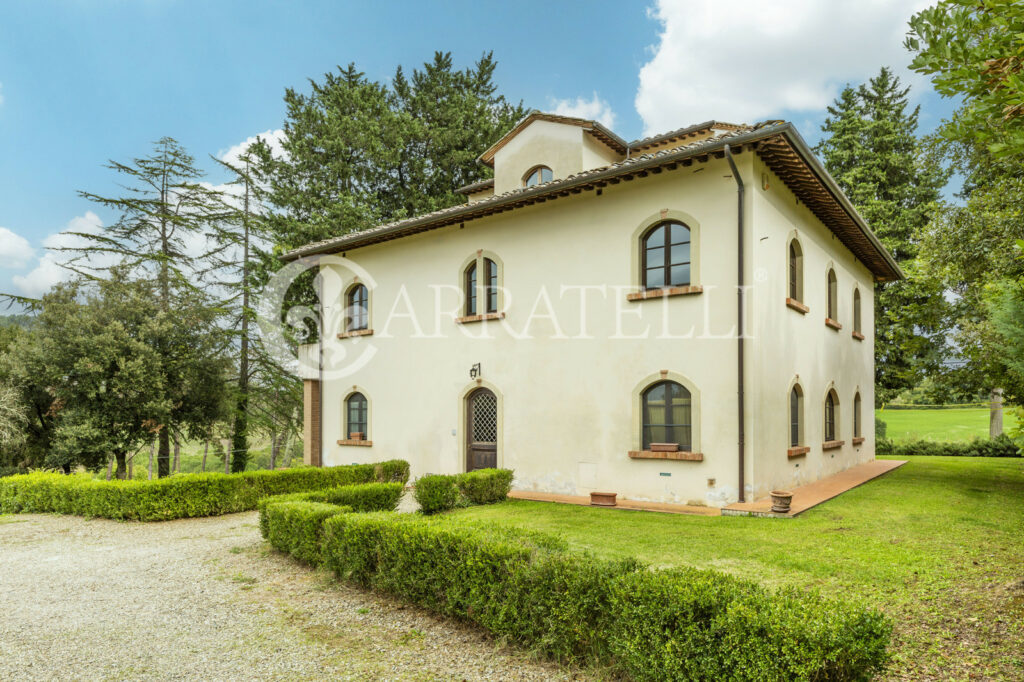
[635,0,934,135]
[13,212,108,298]
[0,227,33,268]
[217,128,286,168]
[550,92,617,129]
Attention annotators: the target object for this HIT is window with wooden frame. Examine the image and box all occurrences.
[642,221,691,290]
[853,288,862,334]
[788,239,804,301]
[641,380,692,451]
[824,389,839,442]
[464,261,477,316]
[790,384,804,447]
[346,392,368,440]
[826,268,838,321]
[523,165,553,187]
[484,257,498,314]
[345,284,369,331]
[854,392,862,438]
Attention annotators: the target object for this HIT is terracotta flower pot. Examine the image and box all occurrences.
[770,490,793,514]
[650,442,679,453]
[349,432,364,441]
[590,491,617,507]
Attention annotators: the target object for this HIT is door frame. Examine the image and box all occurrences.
[459,379,503,472]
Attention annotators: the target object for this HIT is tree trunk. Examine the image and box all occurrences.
[990,388,1004,438]
[201,441,208,472]
[148,440,155,480]
[106,457,113,481]
[158,428,170,477]
[270,432,279,470]
[231,170,252,473]
[128,454,134,480]
[114,451,127,480]
[172,436,181,473]
[224,439,231,474]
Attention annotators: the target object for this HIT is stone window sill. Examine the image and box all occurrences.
[852,436,865,445]
[338,329,374,339]
[338,439,372,447]
[822,439,844,450]
[825,317,842,331]
[852,331,865,341]
[627,285,703,302]
[787,446,810,458]
[456,312,505,324]
[786,298,809,314]
[628,450,703,461]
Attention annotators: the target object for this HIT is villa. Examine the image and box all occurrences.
[287,111,901,507]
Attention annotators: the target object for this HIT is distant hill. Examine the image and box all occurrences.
[0,314,34,329]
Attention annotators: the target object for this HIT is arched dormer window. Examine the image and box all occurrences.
[345,283,369,331]
[642,221,691,290]
[464,261,477,316]
[790,384,804,448]
[826,268,838,322]
[346,392,368,441]
[824,389,839,442]
[523,165,553,187]
[641,380,692,451]
[788,239,803,302]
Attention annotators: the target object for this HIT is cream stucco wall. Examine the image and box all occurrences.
[315,153,877,506]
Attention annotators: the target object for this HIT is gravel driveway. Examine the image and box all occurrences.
[0,512,580,681]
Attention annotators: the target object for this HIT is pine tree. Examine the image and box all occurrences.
[64,138,225,475]
[816,68,950,403]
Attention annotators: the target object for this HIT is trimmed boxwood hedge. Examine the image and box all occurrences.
[0,460,409,522]
[262,506,891,680]
[413,468,513,513]
[256,482,405,536]
[263,501,353,565]
[877,435,1020,457]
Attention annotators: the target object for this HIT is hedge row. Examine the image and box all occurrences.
[256,482,405,537]
[0,460,410,521]
[877,434,1020,457]
[262,503,891,680]
[414,468,513,513]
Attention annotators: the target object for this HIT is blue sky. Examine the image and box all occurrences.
[0,0,956,304]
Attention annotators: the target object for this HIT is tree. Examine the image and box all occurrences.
[815,68,950,402]
[12,275,170,477]
[906,0,1024,159]
[65,137,222,476]
[208,147,301,471]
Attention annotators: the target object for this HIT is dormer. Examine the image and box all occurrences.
[477,111,628,196]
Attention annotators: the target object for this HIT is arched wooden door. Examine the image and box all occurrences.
[466,388,498,471]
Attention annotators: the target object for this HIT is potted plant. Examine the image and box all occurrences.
[650,442,679,453]
[349,432,364,441]
[590,491,617,507]
[770,490,793,514]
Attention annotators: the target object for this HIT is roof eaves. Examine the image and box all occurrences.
[455,178,495,195]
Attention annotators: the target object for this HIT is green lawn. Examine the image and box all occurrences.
[454,457,1024,681]
[877,407,1018,441]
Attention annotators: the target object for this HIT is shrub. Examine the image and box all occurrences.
[455,468,513,505]
[413,474,461,514]
[0,460,409,521]
[256,482,404,536]
[875,418,887,439]
[375,459,411,484]
[262,501,352,565]
[308,513,891,679]
[877,434,1019,457]
[608,567,891,681]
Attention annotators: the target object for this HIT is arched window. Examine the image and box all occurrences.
[484,258,498,314]
[824,389,839,442]
[641,380,692,451]
[790,384,803,448]
[788,239,803,301]
[854,392,862,438]
[523,166,553,187]
[642,221,691,290]
[346,392,368,440]
[853,288,862,334]
[464,261,477,316]
[826,268,838,320]
[345,284,368,331]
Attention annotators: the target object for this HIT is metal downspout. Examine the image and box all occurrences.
[724,144,746,503]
